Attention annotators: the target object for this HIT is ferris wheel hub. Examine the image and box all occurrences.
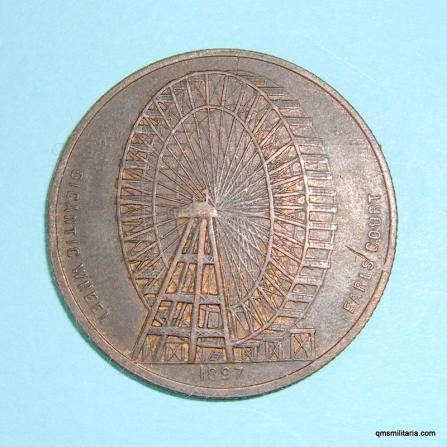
[172,200,218,219]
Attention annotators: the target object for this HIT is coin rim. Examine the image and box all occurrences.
[48,49,398,398]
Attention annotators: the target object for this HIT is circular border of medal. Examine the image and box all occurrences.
[48,49,397,399]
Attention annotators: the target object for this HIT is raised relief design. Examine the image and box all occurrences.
[117,71,337,363]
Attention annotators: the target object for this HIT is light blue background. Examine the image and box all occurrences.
[1,1,446,446]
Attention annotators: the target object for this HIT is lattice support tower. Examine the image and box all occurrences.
[132,198,234,363]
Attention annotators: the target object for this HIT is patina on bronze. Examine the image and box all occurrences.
[48,50,397,398]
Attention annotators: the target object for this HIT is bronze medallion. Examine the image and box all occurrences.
[48,49,397,398]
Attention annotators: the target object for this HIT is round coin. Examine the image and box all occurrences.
[48,49,397,398]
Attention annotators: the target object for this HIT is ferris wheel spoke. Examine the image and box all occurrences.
[218,131,261,200]
[215,237,234,304]
[185,79,214,195]
[155,167,196,202]
[230,139,267,195]
[191,108,218,195]
[251,105,273,134]
[208,107,228,193]
[172,110,210,196]
[169,132,209,195]
[221,209,267,220]
[218,228,247,300]
[169,85,184,118]
[174,115,209,192]
[142,234,183,271]
[274,230,304,248]
[214,75,229,180]
[215,83,247,197]
[176,126,209,199]
[218,223,255,297]
[219,225,259,290]
[236,216,244,274]
[124,215,178,241]
[245,218,272,239]
[156,168,199,200]
[153,101,175,131]
[245,93,262,124]
[219,216,266,269]
[159,155,202,200]
[187,116,213,195]
[213,115,235,199]
[217,119,254,199]
[205,74,218,193]
[218,225,263,300]
[229,215,267,263]
[206,106,217,193]
[224,205,268,214]
[155,193,190,206]
[215,113,237,198]
[222,193,270,210]
[128,222,186,260]
[219,167,266,208]
[234,214,268,249]
[216,93,263,200]
[234,219,259,276]
[232,218,271,262]
[191,104,226,199]
[219,159,265,204]
[223,175,270,205]
[214,108,225,183]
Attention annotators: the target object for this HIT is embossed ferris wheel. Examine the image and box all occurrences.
[118,71,337,363]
